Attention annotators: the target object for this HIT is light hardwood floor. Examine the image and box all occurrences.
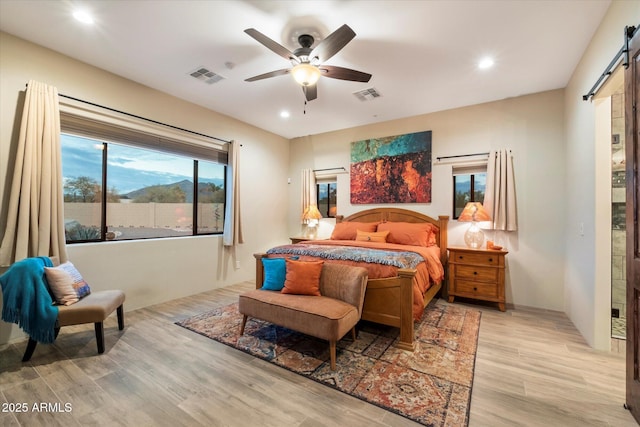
[0,282,637,427]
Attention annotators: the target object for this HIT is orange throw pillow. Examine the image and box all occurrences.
[282,259,324,296]
[355,230,389,243]
[377,222,438,247]
[330,221,378,240]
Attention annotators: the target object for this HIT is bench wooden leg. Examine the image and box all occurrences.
[329,340,337,370]
[240,315,248,335]
[95,322,105,354]
[117,305,125,330]
[351,327,357,341]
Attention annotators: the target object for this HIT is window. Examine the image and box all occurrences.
[59,101,227,243]
[453,166,486,219]
[317,182,337,218]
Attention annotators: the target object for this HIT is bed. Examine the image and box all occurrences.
[254,207,449,351]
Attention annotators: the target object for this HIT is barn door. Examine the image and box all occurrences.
[625,25,640,424]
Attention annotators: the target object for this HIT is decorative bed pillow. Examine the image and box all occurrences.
[282,259,324,296]
[261,258,286,291]
[377,222,438,247]
[330,221,378,240]
[355,230,389,243]
[44,261,91,306]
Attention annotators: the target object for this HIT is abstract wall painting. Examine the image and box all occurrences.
[350,130,432,204]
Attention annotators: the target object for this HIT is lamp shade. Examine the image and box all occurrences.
[458,202,491,222]
[302,205,323,222]
[291,63,321,86]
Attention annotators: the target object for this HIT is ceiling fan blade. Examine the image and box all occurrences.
[320,65,371,83]
[245,68,290,82]
[303,84,317,101]
[245,28,297,61]
[310,24,356,63]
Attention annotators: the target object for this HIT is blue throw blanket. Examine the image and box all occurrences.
[0,256,57,343]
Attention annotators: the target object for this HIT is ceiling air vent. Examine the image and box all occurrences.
[189,67,225,84]
[353,87,381,101]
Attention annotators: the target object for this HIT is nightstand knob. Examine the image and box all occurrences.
[473,287,478,291]
[473,271,478,275]
[458,255,464,260]
[488,258,493,262]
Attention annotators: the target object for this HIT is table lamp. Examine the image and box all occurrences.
[458,202,491,248]
[302,205,323,239]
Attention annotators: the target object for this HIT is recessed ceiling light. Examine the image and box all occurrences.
[478,57,494,70]
[73,10,94,25]
[280,111,290,118]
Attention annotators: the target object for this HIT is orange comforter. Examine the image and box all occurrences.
[267,239,444,320]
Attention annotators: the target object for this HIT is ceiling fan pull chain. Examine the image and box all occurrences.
[304,100,307,115]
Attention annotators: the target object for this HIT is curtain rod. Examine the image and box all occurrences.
[436,152,489,161]
[313,167,346,172]
[25,83,232,144]
[582,25,637,101]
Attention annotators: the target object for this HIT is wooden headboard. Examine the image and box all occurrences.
[335,208,449,264]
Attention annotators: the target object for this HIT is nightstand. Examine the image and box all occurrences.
[290,237,309,244]
[447,246,508,311]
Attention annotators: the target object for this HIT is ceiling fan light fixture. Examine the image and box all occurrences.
[291,63,321,86]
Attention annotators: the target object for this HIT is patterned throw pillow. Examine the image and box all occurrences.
[44,261,91,306]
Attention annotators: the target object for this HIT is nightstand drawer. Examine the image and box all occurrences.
[455,265,498,282]
[451,251,500,266]
[455,280,499,298]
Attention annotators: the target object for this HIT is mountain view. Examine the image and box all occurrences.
[124,179,224,203]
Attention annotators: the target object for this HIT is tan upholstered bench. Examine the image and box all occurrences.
[238,263,368,370]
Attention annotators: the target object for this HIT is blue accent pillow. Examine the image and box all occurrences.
[261,258,286,291]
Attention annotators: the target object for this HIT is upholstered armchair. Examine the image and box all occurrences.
[0,256,125,361]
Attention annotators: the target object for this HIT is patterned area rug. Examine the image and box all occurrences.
[176,300,481,426]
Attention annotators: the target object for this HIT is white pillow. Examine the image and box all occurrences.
[44,261,91,306]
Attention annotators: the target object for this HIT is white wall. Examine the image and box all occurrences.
[564,0,640,350]
[0,32,290,345]
[289,89,567,311]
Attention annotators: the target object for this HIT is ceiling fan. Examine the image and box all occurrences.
[244,24,372,101]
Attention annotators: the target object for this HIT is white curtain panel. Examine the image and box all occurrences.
[223,141,243,247]
[0,80,68,266]
[300,168,316,223]
[484,149,518,231]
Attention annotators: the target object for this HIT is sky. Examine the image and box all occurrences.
[61,134,224,194]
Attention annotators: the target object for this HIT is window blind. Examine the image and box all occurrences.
[59,99,228,164]
[452,164,487,176]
